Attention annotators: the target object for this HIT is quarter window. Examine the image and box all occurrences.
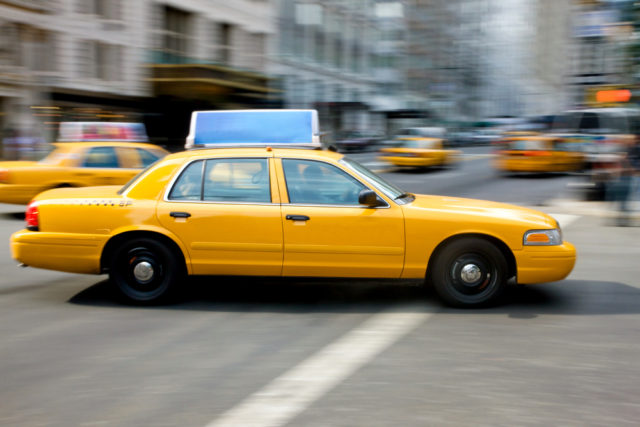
[169,160,204,200]
[83,146,119,168]
[282,159,366,205]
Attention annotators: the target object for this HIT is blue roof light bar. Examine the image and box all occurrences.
[185,109,320,149]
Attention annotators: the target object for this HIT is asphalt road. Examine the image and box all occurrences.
[1,147,639,426]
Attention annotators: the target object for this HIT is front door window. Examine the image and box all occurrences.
[282,158,365,205]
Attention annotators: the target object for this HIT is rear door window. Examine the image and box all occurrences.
[82,146,119,168]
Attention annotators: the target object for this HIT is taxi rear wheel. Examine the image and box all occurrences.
[109,238,181,304]
[431,238,507,308]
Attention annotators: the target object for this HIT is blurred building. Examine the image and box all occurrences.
[0,0,149,142]
[405,0,572,121]
[271,0,410,140]
[568,0,631,107]
[0,0,279,148]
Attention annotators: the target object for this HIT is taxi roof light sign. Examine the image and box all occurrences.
[186,109,320,149]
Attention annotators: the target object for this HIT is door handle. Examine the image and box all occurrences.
[170,211,191,218]
[286,214,310,221]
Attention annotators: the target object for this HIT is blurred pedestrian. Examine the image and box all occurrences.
[610,140,639,226]
[2,127,18,160]
[629,136,640,204]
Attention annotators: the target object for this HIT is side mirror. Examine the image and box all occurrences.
[358,189,384,207]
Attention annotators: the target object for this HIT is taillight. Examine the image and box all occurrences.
[25,201,39,231]
[0,168,8,183]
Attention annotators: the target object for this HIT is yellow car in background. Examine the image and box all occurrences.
[10,110,576,308]
[379,131,459,168]
[0,141,169,204]
[493,136,585,173]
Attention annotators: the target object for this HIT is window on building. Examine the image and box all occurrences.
[162,5,191,63]
[77,41,121,81]
[78,0,121,20]
[218,23,233,65]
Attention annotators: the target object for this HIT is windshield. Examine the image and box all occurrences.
[340,157,404,200]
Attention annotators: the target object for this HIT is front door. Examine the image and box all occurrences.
[278,158,405,278]
[157,157,283,276]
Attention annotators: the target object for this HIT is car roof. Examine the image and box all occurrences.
[164,147,344,162]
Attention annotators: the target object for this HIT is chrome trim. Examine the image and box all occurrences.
[284,202,390,209]
[162,199,277,206]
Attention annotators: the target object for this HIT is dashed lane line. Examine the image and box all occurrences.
[206,308,432,427]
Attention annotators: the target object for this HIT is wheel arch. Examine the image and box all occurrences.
[426,233,517,283]
[100,230,189,275]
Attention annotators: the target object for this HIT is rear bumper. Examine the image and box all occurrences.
[514,241,576,284]
[494,158,582,173]
[10,229,106,274]
[0,184,40,204]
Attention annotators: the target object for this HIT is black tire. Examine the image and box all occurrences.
[431,238,507,308]
[108,237,182,304]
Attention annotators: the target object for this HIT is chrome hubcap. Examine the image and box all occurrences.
[133,261,154,283]
[460,264,482,284]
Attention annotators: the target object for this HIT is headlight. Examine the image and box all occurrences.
[523,228,562,246]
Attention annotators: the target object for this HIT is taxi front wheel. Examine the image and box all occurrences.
[109,238,182,304]
[431,238,507,308]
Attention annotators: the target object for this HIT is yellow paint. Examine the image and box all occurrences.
[10,146,576,286]
[379,138,459,168]
[0,142,168,204]
[493,136,585,173]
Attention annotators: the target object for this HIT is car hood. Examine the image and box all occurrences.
[405,194,558,229]
[33,185,123,202]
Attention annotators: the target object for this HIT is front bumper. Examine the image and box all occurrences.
[514,241,576,284]
[11,229,106,274]
[379,155,448,167]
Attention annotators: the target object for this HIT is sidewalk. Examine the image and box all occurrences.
[541,198,640,219]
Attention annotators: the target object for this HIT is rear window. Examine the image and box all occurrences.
[83,147,119,168]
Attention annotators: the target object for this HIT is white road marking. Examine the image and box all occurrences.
[206,308,432,427]
[548,213,579,229]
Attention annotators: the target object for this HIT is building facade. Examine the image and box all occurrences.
[271,0,410,140]
[0,0,278,149]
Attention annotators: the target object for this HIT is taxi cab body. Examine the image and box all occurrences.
[379,137,459,168]
[0,141,168,204]
[11,146,575,308]
[493,136,585,173]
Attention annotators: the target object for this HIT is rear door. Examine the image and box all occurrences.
[157,156,283,276]
[74,146,136,185]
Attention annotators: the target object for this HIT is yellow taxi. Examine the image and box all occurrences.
[0,123,169,204]
[10,110,576,307]
[493,136,585,173]
[379,128,459,168]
